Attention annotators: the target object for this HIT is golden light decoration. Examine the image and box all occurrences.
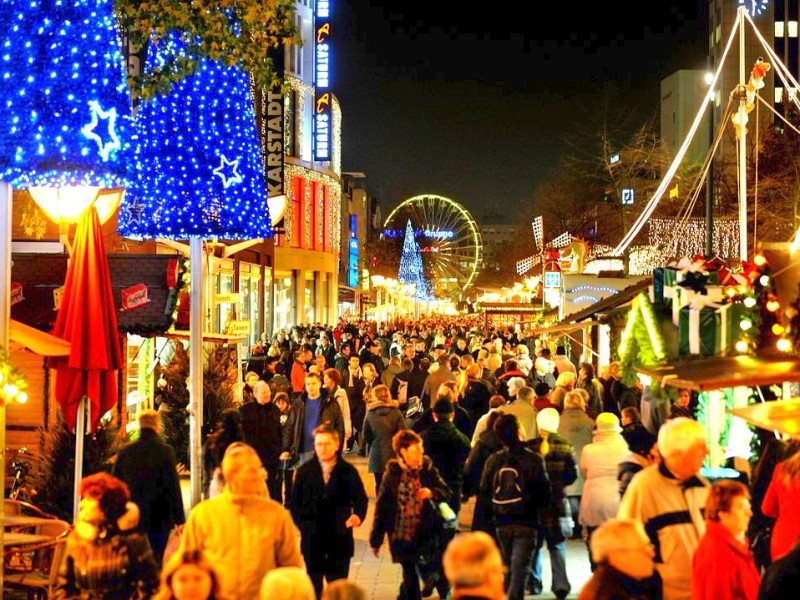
[773,324,785,335]
[766,300,781,312]
[777,338,792,352]
[753,253,767,266]
[0,348,28,407]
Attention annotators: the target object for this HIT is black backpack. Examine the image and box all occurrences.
[492,460,525,517]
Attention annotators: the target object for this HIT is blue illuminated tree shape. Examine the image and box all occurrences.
[118,37,272,240]
[398,219,431,300]
[0,0,131,188]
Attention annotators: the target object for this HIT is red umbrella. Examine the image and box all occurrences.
[49,206,122,431]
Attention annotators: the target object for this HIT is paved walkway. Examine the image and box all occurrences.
[177,454,593,599]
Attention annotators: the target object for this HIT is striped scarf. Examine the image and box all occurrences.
[393,460,422,541]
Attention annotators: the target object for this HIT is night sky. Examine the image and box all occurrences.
[331,1,708,221]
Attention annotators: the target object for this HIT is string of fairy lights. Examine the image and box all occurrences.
[119,35,272,240]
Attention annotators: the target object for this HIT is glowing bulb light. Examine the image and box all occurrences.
[767,300,781,312]
[735,340,749,353]
[777,338,792,352]
[773,324,785,335]
[740,319,753,331]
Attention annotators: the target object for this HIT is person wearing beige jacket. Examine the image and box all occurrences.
[179,442,304,600]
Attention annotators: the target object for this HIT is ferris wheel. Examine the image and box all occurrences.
[382,194,483,300]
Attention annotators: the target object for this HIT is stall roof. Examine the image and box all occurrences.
[8,319,71,356]
[731,398,800,438]
[163,330,248,344]
[636,353,800,392]
[562,277,651,323]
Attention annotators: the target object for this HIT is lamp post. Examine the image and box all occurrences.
[705,66,715,257]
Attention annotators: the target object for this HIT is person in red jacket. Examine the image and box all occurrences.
[692,479,760,600]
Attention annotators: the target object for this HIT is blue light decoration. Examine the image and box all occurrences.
[398,219,431,300]
[0,0,131,188]
[313,0,332,162]
[118,37,272,240]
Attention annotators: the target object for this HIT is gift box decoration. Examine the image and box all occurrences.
[678,296,740,356]
[672,285,724,326]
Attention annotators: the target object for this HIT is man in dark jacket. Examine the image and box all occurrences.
[419,396,472,599]
[480,413,551,600]
[283,371,345,465]
[239,380,283,500]
[289,424,368,598]
[112,409,185,565]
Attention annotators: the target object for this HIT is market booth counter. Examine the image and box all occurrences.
[637,352,800,481]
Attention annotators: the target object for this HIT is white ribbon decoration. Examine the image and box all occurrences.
[686,294,726,355]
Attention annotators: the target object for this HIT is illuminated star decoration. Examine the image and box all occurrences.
[118,197,146,228]
[213,154,244,189]
[0,0,131,189]
[81,100,122,161]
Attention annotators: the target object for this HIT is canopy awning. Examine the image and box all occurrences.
[523,320,602,335]
[8,319,71,357]
[636,353,800,392]
[163,330,248,344]
[731,399,800,439]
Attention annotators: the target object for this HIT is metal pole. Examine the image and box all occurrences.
[0,180,11,595]
[189,236,205,507]
[72,396,87,522]
[738,6,748,261]
[706,56,715,257]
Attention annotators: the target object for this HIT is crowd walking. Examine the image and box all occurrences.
[42,317,800,600]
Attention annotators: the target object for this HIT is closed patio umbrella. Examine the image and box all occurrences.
[49,206,122,431]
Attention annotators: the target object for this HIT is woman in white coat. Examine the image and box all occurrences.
[578,412,630,571]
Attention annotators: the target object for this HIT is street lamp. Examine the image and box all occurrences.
[29,186,124,253]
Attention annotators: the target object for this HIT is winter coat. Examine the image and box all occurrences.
[461,378,492,426]
[111,428,185,540]
[577,377,604,418]
[557,407,595,496]
[239,400,283,469]
[289,455,369,561]
[369,456,451,562]
[179,487,303,600]
[761,461,800,561]
[463,427,504,535]
[579,431,629,526]
[285,389,345,455]
[577,563,663,600]
[381,362,404,389]
[420,418,472,508]
[479,443,551,528]
[363,397,406,475]
[55,503,159,600]
[527,432,578,541]
[618,451,649,498]
[692,521,760,600]
[617,461,710,600]
[497,397,539,441]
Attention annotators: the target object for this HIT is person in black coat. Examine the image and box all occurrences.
[289,424,369,598]
[112,409,185,565]
[370,429,452,600]
[239,380,284,500]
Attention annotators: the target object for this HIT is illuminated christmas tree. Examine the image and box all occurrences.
[118,37,272,239]
[398,220,430,300]
[0,0,131,188]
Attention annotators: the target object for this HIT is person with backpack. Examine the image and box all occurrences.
[479,413,551,600]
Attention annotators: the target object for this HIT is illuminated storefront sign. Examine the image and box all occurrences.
[348,237,360,287]
[382,228,455,239]
[314,0,332,162]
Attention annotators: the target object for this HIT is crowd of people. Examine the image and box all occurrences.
[48,316,800,600]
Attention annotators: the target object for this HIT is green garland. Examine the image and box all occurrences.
[114,0,300,101]
[119,256,189,337]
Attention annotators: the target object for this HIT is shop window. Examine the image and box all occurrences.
[275,272,294,331]
[304,271,316,324]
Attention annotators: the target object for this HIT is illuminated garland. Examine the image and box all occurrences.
[284,163,341,253]
[119,37,272,240]
[0,0,131,188]
[648,217,740,261]
[0,347,29,407]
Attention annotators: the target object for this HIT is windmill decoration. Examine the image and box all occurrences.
[516,216,574,275]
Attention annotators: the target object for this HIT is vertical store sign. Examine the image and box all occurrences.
[254,46,285,198]
[314,0,331,162]
[348,238,360,287]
